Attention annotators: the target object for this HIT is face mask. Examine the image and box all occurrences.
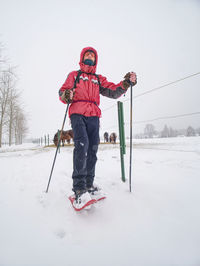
[83,59,95,66]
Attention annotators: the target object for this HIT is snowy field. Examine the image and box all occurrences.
[0,137,200,266]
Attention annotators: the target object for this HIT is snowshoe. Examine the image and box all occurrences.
[87,185,106,201]
[69,190,96,211]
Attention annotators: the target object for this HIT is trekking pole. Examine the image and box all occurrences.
[129,82,133,192]
[45,103,70,193]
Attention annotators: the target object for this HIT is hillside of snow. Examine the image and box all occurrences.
[1,137,200,266]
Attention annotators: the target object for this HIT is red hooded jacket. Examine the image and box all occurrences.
[59,47,127,117]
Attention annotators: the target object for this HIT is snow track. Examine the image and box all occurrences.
[1,138,200,266]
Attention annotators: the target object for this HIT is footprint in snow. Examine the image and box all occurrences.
[55,229,66,239]
[145,161,152,164]
[37,195,48,208]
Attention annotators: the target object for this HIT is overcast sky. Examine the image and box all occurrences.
[1,0,200,139]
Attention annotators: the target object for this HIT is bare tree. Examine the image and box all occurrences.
[0,42,9,146]
[0,71,12,147]
[0,42,6,68]
[7,87,21,145]
[0,41,28,147]
[186,126,195,137]
[161,125,170,138]
[14,106,28,144]
[144,124,156,138]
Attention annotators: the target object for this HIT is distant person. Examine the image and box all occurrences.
[59,47,137,209]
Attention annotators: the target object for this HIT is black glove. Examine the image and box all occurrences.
[122,72,137,90]
[61,89,75,103]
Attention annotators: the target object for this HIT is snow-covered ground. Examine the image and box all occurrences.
[1,137,200,266]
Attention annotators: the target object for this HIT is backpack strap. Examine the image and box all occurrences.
[73,70,82,89]
[94,74,101,88]
[75,70,101,88]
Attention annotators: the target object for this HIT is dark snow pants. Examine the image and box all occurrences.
[70,114,99,191]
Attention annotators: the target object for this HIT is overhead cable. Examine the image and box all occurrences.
[102,111,200,131]
[133,111,200,124]
[133,71,200,99]
[102,71,200,112]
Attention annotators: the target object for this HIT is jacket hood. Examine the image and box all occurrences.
[79,47,98,73]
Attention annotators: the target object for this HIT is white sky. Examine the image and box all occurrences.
[0,0,200,139]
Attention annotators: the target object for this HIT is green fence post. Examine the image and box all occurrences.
[117,101,126,182]
[120,101,126,155]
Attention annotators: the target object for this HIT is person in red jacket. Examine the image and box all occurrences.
[59,47,137,209]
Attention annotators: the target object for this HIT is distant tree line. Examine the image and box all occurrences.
[0,42,28,147]
[135,124,200,139]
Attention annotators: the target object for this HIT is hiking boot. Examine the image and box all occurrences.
[73,189,92,209]
[87,185,106,201]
